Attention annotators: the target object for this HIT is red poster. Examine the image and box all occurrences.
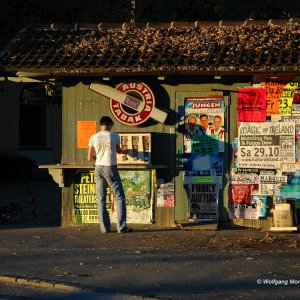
[238,88,266,122]
[229,183,259,205]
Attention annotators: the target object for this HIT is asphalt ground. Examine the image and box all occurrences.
[0,179,300,299]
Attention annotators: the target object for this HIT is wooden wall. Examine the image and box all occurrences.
[61,76,273,228]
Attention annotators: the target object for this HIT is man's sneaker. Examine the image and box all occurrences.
[119,227,132,233]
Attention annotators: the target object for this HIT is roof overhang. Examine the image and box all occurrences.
[2,68,300,79]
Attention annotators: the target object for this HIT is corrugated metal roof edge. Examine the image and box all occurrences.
[26,18,300,30]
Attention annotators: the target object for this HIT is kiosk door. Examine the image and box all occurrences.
[175,91,229,223]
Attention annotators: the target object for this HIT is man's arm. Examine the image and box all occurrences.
[88,146,96,161]
[116,144,128,154]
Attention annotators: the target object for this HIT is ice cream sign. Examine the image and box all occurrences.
[90,81,167,126]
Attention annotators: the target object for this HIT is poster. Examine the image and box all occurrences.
[73,170,153,224]
[184,97,225,153]
[229,183,260,220]
[74,170,98,223]
[238,88,266,122]
[184,153,223,178]
[252,195,267,218]
[263,80,299,116]
[238,122,295,168]
[111,170,152,223]
[292,90,300,115]
[117,133,151,165]
[229,172,260,219]
[77,121,96,148]
[258,174,287,195]
[189,183,218,221]
[157,179,175,207]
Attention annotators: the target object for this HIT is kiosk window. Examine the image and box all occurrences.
[19,84,46,148]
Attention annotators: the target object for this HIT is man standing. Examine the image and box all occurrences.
[88,116,131,233]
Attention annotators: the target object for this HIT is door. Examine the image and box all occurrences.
[174,91,229,222]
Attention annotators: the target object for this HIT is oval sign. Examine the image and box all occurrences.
[110,81,155,126]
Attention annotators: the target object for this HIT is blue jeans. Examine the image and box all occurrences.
[94,165,126,233]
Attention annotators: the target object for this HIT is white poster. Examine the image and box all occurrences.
[238,122,295,168]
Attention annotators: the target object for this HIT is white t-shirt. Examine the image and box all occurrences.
[88,131,120,166]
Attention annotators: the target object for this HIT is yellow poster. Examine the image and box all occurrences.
[264,81,298,116]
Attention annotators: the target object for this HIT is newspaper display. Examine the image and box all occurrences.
[73,169,153,224]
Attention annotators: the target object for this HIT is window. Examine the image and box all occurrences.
[19,84,46,148]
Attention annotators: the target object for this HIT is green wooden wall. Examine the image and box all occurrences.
[60,76,255,227]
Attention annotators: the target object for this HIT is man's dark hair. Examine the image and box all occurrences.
[199,114,208,119]
[100,116,114,126]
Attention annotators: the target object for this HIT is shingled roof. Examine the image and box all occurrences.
[0,20,300,77]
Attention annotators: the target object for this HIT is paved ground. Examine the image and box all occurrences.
[0,179,300,299]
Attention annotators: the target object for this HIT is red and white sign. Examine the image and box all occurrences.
[111,82,155,126]
[90,81,167,126]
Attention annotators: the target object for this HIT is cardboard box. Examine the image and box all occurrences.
[273,203,294,227]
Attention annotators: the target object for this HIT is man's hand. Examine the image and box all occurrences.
[122,148,128,155]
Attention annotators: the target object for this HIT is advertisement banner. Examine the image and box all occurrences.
[238,122,295,168]
[238,88,266,122]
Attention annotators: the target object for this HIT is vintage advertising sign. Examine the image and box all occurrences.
[73,170,153,224]
[238,122,295,168]
[238,88,266,122]
[90,81,167,126]
[189,183,218,221]
[263,80,299,116]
